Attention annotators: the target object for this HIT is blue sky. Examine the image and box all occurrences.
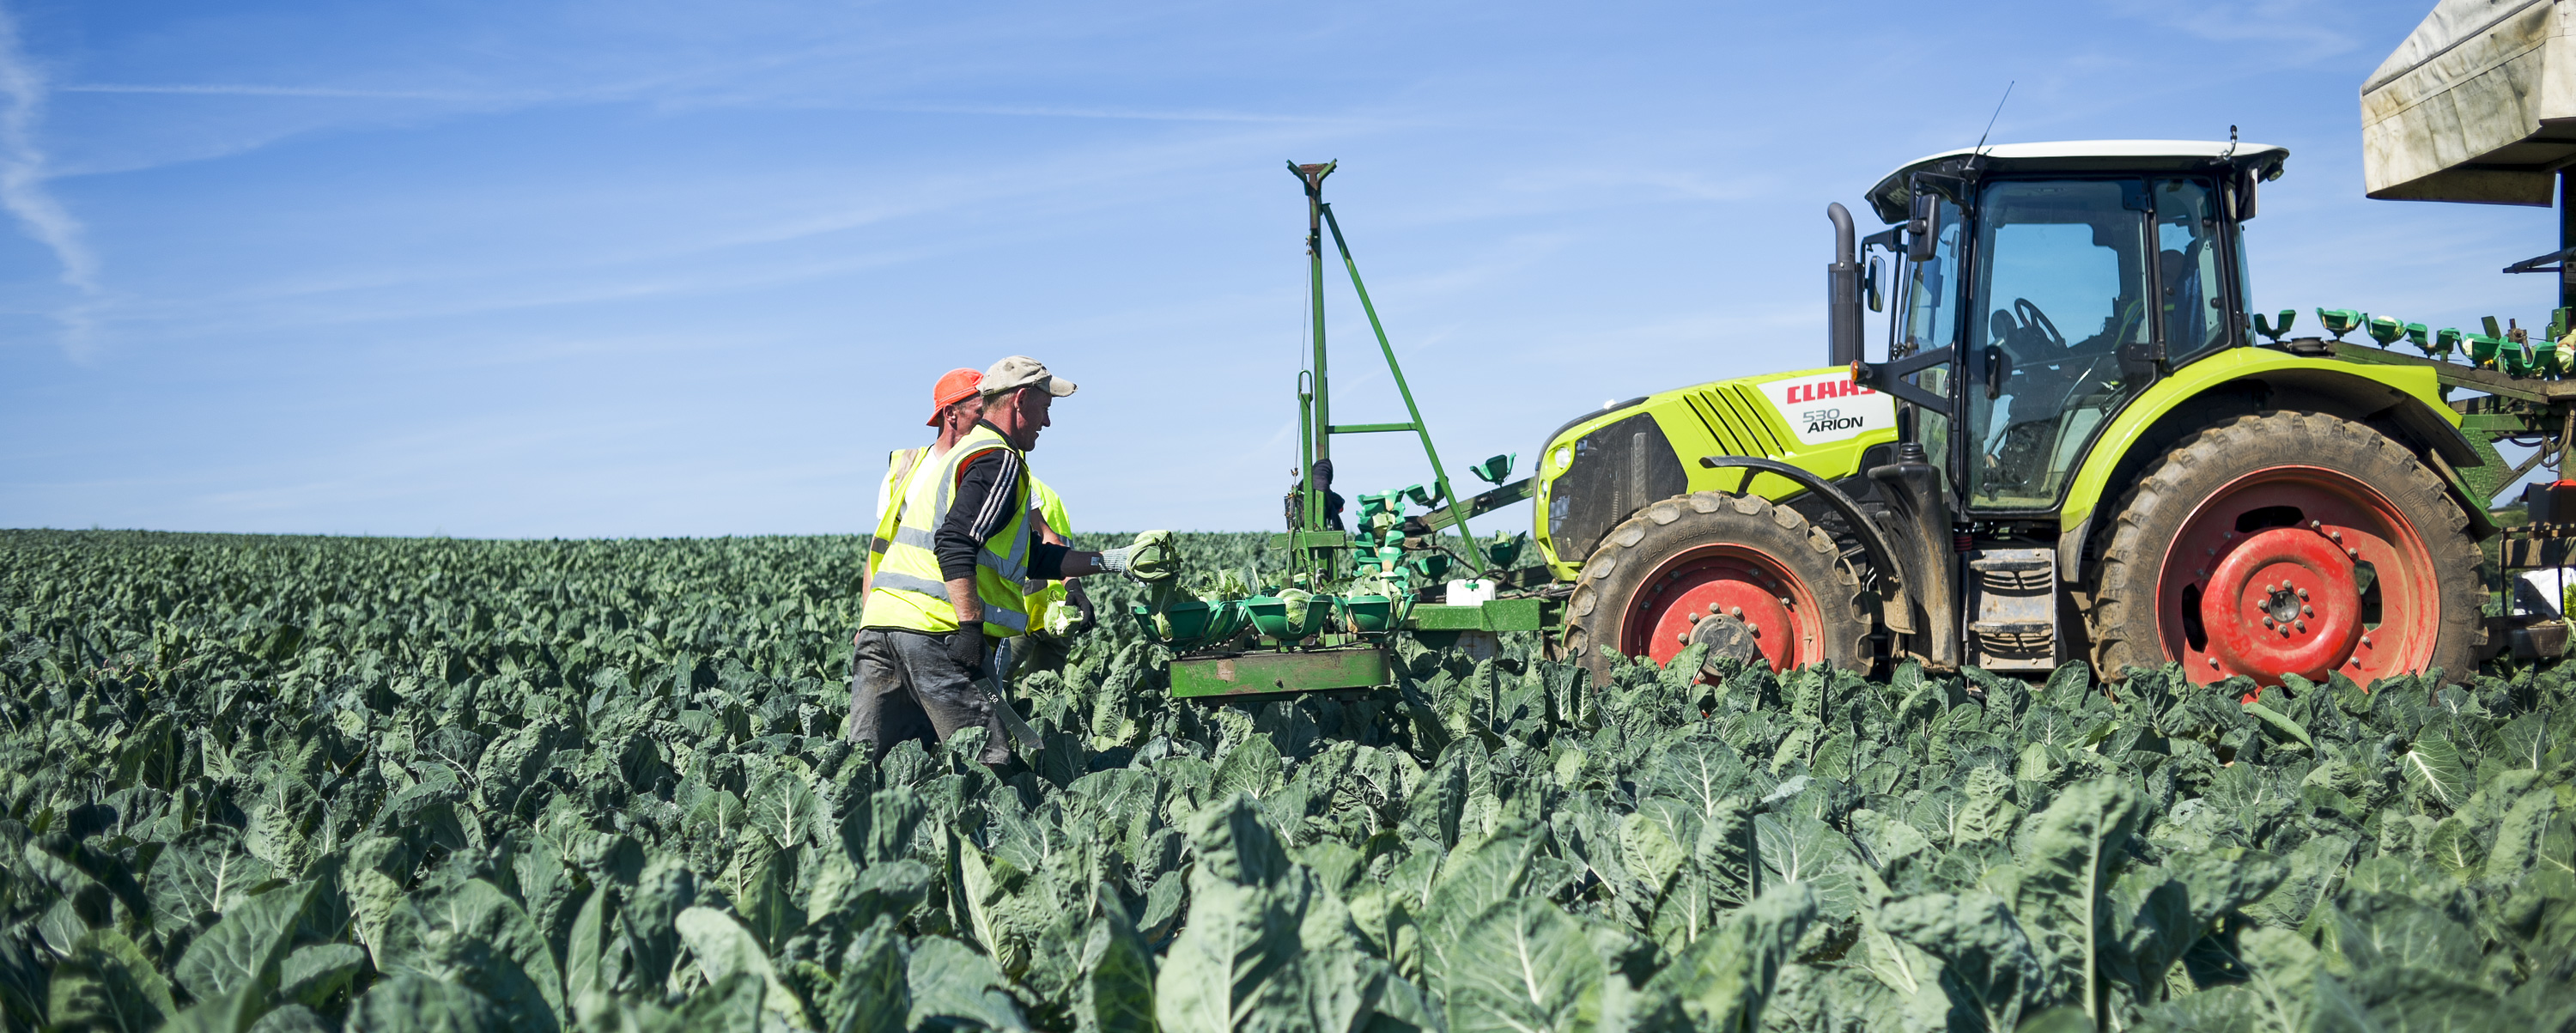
[0,0,2554,537]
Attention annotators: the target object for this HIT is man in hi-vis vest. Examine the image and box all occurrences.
[850,355,1153,765]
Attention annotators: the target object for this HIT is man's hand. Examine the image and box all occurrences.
[945,621,987,675]
[1088,531,1176,580]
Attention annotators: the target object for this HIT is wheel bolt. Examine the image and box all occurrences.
[1777,598,1790,608]
[2347,548,2360,559]
[2263,617,2275,629]
[2330,531,2342,542]
[1689,612,1703,623]
[1708,601,1721,612]
[2296,620,2307,633]
[1747,623,1760,635]
[1730,606,1743,618]
[1678,633,1690,644]
[2263,582,2275,592]
[2302,605,2313,617]
[2298,588,2309,600]
[2209,658,2221,668]
[2360,635,2372,647]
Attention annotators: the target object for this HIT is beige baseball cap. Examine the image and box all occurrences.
[980,355,1078,398]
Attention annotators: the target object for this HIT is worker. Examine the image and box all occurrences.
[848,367,985,749]
[851,355,1168,765]
[860,368,985,599]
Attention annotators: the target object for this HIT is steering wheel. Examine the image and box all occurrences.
[2012,298,2064,349]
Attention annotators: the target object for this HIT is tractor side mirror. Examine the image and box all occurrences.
[1906,193,1938,263]
[2232,169,2259,222]
[1864,256,1884,313]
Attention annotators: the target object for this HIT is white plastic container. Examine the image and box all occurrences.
[1446,578,1495,606]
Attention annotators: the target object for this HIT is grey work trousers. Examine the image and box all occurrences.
[847,628,1011,765]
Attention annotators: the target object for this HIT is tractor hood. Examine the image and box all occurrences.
[2363,0,2576,205]
[1863,140,2289,223]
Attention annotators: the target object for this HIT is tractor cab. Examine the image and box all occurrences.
[1855,141,2288,516]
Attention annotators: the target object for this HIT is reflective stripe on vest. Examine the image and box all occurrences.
[860,424,1035,636]
[1024,474,1071,632]
[867,446,932,572]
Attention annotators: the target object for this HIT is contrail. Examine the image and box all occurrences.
[0,3,100,345]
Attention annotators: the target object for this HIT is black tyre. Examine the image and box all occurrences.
[2089,410,2483,688]
[1564,491,1874,684]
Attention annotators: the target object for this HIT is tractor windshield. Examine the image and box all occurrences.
[1964,178,2153,510]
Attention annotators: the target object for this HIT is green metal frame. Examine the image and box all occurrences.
[1169,647,1390,698]
[1406,598,1549,631]
[1287,161,1488,585]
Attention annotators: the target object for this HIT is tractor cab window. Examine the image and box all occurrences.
[1903,197,1963,489]
[1965,179,2152,511]
[2155,178,2230,357]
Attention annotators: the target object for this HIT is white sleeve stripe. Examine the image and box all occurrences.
[965,450,1022,544]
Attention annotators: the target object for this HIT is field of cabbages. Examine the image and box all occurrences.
[0,528,2570,1033]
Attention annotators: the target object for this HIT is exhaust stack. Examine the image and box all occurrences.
[1826,202,1862,367]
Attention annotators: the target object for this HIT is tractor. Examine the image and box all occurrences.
[1534,137,2515,688]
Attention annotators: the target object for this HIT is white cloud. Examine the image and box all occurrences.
[0,3,100,349]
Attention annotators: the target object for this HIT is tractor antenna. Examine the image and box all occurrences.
[1974,82,2014,155]
[2221,125,2239,161]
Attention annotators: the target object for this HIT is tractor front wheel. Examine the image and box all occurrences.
[1565,491,1873,685]
[2088,410,2482,690]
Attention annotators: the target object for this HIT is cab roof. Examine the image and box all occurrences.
[1863,139,2290,222]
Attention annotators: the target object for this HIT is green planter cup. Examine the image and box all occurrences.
[1242,595,1334,638]
[1130,599,1242,651]
[1339,595,1395,633]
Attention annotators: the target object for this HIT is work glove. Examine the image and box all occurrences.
[1098,530,1178,583]
[1067,580,1097,633]
[945,621,988,677]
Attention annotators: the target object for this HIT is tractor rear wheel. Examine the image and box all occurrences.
[2088,410,2482,690]
[1564,491,1873,685]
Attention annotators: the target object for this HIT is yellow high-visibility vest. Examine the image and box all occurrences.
[860,424,1034,636]
[866,445,933,579]
[1025,475,1072,634]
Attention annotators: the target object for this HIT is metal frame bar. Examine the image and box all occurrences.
[1319,202,1490,575]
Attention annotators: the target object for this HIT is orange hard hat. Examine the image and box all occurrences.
[927,368,982,426]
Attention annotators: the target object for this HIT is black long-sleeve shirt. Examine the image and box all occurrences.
[936,422,1071,585]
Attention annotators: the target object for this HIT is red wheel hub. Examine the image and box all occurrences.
[1622,545,1824,672]
[2155,466,2437,691]
[2198,527,2364,683]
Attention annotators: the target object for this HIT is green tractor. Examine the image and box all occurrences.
[1526,135,2573,689]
